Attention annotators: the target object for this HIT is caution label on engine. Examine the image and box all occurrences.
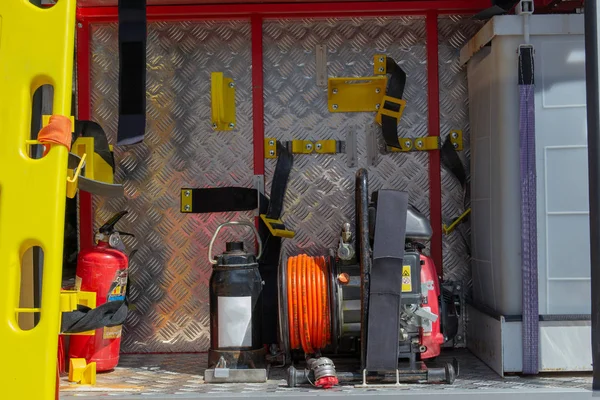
[402,266,412,292]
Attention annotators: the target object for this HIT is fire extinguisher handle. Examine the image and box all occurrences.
[208,221,263,265]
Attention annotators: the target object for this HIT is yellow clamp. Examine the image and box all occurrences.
[42,115,75,131]
[265,138,338,158]
[450,129,463,151]
[260,214,295,239]
[375,96,406,126]
[72,137,115,184]
[374,54,387,75]
[388,137,440,152]
[60,290,97,336]
[211,72,236,131]
[69,358,97,385]
[443,208,472,235]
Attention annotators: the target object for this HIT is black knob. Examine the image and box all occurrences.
[226,241,244,252]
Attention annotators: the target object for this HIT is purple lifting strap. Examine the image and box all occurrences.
[519,45,539,375]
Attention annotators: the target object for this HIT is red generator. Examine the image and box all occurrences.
[68,211,131,372]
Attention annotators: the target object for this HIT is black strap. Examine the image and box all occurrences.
[266,142,293,219]
[61,300,128,334]
[366,189,409,371]
[182,187,258,213]
[117,0,147,145]
[74,120,115,169]
[381,57,407,149]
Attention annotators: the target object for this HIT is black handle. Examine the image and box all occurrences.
[99,211,128,234]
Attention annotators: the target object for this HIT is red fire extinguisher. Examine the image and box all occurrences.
[68,211,132,372]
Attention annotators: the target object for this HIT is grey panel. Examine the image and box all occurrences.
[90,21,255,353]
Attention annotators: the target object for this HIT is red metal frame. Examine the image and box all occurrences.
[76,20,95,251]
[426,11,443,277]
[77,1,492,21]
[75,0,486,279]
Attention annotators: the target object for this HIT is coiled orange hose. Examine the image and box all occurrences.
[287,254,331,354]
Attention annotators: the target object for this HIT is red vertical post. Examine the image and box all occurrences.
[252,16,265,176]
[76,20,94,251]
[426,11,443,277]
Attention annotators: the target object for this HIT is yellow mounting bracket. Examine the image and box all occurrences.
[444,208,472,234]
[374,54,387,75]
[211,72,236,131]
[328,76,387,112]
[449,129,463,150]
[265,138,340,159]
[388,137,440,152]
[60,290,96,336]
[375,96,407,125]
[72,137,115,184]
[69,358,97,385]
[260,215,296,239]
[291,140,315,154]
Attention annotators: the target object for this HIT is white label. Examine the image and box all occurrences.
[218,296,252,348]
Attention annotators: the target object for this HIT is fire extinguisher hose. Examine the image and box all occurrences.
[286,254,331,355]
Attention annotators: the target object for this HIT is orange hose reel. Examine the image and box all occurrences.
[286,254,331,355]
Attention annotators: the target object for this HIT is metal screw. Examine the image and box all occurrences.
[332,88,338,94]
[77,23,83,29]
[229,123,235,129]
[419,345,427,353]
[375,88,381,94]
[269,150,275,156]
[269,140,275,146]
[375,104,380,109]
[306,143,313,151]
[456,285,462,291]
[456,335,463,342]
[316,143,322,150]
[453,143,459,149]
[451,131,459,139]
[332,104,338,110]
[229,82,235,88]
[417,140,423,147]
[379,56,384,62]
[212,123,217,129]
[378,67,384,72]
[404,140,412,148]
[184,205,191,211]
[184,190,191,197]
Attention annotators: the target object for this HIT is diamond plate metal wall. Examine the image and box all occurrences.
[88,16,479,353]
[89,21,255,353]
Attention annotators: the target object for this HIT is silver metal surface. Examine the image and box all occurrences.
[88,16,480,353]
[204,368,268,383]
[59,349,593,398]
[89,21,255,353]
[316,44,328,87]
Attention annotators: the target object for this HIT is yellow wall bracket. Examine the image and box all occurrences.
[211,72,236,131]
[374,54,387,75]
[72,137,115,184]
[328,76,387,112]
[450,129,463,151]
[181,189,193,213]
[265,138,341,158]
[260,215,295,239]
[69,358,97,385]
[265,138,277,159]
[375,96,406,125]
[388,137,440,152]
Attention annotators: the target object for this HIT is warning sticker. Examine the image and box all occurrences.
[103,325,122,340]
[402,265,412,292]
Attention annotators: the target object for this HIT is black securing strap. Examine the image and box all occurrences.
[74,120,115,170]
[365,189,409,371]
[266,142,293,220]
[381,57,407,149]
[183,187,258,213]
[117,0,147,145]
[61,300,128,334]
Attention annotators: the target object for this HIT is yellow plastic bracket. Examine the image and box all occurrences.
[42,115,75,131]
[291,140,314,154]
[388,137,440,152]
[315,140,337,154]
[260,214,296,239]
[211,72,236,131]
[66,153,87,199]
[328,76,387,112]
[265,138,277,159]
[449,129,463,151]
[375,97,407,125]
[181,189,193,213]
[60,290,96,336]
[73,137,115,184]
[374,54,387,75]
[69,358,97,385]
[444,208,472,235]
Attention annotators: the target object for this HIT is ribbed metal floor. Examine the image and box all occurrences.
[59,350,593,399]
